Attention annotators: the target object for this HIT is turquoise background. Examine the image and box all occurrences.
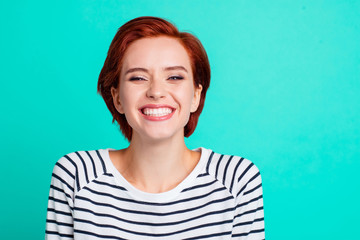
[1,0,359,239]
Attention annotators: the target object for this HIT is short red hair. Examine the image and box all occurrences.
[98,16,210,141]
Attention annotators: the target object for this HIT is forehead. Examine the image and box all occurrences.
[121,36,192,71]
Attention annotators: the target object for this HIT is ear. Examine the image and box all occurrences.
[190,84,203,113]
[111,86,124,114]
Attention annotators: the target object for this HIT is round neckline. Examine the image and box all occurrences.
[101,147,209,202]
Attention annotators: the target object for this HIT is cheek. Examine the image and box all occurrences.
[118,90,133,113]
[175,86,195,109]
[119,85,140,104]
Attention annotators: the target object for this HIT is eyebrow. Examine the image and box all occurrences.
[163,66,188,72]
[124,68,149,75]
[124,66,188,75]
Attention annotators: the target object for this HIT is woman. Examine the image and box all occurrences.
[46,16,264,239]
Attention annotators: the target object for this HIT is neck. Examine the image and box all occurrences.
[119,133,198,193]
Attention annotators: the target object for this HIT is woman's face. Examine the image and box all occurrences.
[111,36,202,141]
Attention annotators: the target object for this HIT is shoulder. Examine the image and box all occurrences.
[202,148,262,198]
[52,149,109,193]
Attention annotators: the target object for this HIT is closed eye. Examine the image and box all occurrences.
[168,75,184,80]
[129,76,147,81]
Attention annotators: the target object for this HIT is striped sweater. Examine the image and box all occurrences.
[46,147,265,239]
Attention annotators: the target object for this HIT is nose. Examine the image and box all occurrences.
[146,79,166,100]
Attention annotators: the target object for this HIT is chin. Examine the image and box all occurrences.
[133,128,184,142]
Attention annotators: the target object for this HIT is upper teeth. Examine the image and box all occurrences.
[143,108,173,117]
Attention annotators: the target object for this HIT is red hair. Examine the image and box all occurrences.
[97,16,210,141]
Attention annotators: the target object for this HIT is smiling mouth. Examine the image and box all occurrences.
[141,107,173,117]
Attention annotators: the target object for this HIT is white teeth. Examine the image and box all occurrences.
[143,108,173,117]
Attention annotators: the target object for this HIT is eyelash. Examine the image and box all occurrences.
[168,75,184,80]
[129,76,146,81]
[129,76,184,81]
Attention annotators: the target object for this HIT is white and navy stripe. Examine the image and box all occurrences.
[46,148,264,239]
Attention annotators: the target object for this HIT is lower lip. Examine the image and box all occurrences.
[139,110,175,121]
